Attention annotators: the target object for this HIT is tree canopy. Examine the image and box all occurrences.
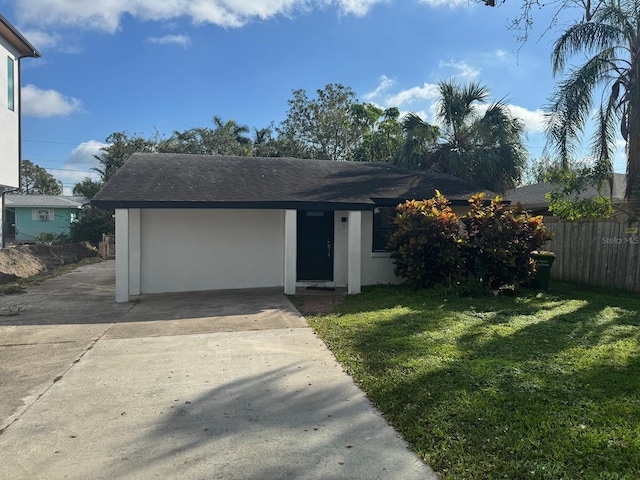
[277,83,364,161]
[77,82,528,198]
[396,80,527,194]
[20,160,62,195]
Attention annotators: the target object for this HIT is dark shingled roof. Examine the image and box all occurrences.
[92,154,490,210]
[505,173,627,208]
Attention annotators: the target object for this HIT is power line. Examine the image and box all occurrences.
[45,168,98,173]
[24,158,93,164]
[23,139,97,146]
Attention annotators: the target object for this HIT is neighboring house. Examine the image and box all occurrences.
[93,154,490,302]
[505,173,627,216]
[0,14,40,246]
[4,195,85,243]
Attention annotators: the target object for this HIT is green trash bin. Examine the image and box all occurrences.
[531,251,556,290]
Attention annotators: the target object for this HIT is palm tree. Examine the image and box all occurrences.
[212,116,251,146]
[398,80,526,194]
[546,0,640,217]
[395,113,440,170]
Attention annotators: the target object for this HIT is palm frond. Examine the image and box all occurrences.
[590,89,620,164]
[546,48,620,165]
[436,79,489,135]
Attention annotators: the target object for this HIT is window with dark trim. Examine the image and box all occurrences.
[7,57,14,111]
[372,206,398,252]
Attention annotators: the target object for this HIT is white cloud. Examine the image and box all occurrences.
[506,105,546,133]
[417,0,470,7]
[148,34,192,48]
[438,60,480,80]
[365,76,440,108]
[494,49,508,60]
[68,140,105,166]
[50,141,105,195]
[19,29,82,54]
[19,29,60,50]
[15,0,388,32]
[21,85,82,117]
[386,83,440,107]
[462,103,546,134]
[366,74,547,137]
[363,75,396,101]
[336,0,389,16]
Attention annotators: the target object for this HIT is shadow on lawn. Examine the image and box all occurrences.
[322,284,640,478]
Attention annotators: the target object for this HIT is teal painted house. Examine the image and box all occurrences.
[4,195,85,243]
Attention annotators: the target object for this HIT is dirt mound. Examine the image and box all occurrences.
[0,243,99,284]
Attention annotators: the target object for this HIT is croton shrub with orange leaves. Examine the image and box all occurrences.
[388,192,551,291]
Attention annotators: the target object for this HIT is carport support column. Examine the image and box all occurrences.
[347,211,361,294]
[115,209,130,302]
[284,209,297,295]
[128,209,141,296]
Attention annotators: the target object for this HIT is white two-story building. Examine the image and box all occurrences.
[0,13,40,246]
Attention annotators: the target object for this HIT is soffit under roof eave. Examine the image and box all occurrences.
[90,200,379,211]
[0,15,41,58]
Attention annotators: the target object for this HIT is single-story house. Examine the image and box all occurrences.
[505,173,627,217]
[92,154,489,302]
[4,194,85,243]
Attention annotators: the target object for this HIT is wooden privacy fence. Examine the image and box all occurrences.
[543,219,640,293]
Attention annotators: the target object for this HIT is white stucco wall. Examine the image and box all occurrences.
[0,39,20,189]
[360,210,403,286]
[334,210,401,287]
[139,209,285,294]
[333,211,349,287]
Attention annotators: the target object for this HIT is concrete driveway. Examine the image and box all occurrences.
[0,261,436,479]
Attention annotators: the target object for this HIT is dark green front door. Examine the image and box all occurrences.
[297,210,334,281]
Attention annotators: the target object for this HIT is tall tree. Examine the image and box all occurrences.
[20,160,62,195]
[399,81,527,193]
[395,113,440,170]
[251,126,281,157]
[72,178,102,200]
[212,116,251,147]
[277,83,367,161]
[352,106,404,163]
[95,132,157,183]
[158,118,252,156]
[545,0,640,218]
[71,132,157,244]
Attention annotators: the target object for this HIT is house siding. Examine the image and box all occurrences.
[360,210,402,286]
[13,206,77,242]
[139,209,285,294]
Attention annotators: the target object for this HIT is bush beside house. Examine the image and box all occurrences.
[388,193,551,292]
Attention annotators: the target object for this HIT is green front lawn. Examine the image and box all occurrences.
[297,284,640,479]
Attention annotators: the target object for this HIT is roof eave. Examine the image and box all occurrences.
[0,13,41,58]
[91,200,379,211]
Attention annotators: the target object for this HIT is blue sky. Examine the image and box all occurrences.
[1,0,625,194]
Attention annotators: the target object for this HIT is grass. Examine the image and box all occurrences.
[297,283,640,479]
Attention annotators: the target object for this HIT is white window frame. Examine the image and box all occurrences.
[32,209,55,221]
[7,56,15,111]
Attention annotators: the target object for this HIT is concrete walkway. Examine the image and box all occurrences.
[0,261,436,479]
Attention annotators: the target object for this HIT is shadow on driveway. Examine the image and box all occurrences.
[0,260,435,479]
